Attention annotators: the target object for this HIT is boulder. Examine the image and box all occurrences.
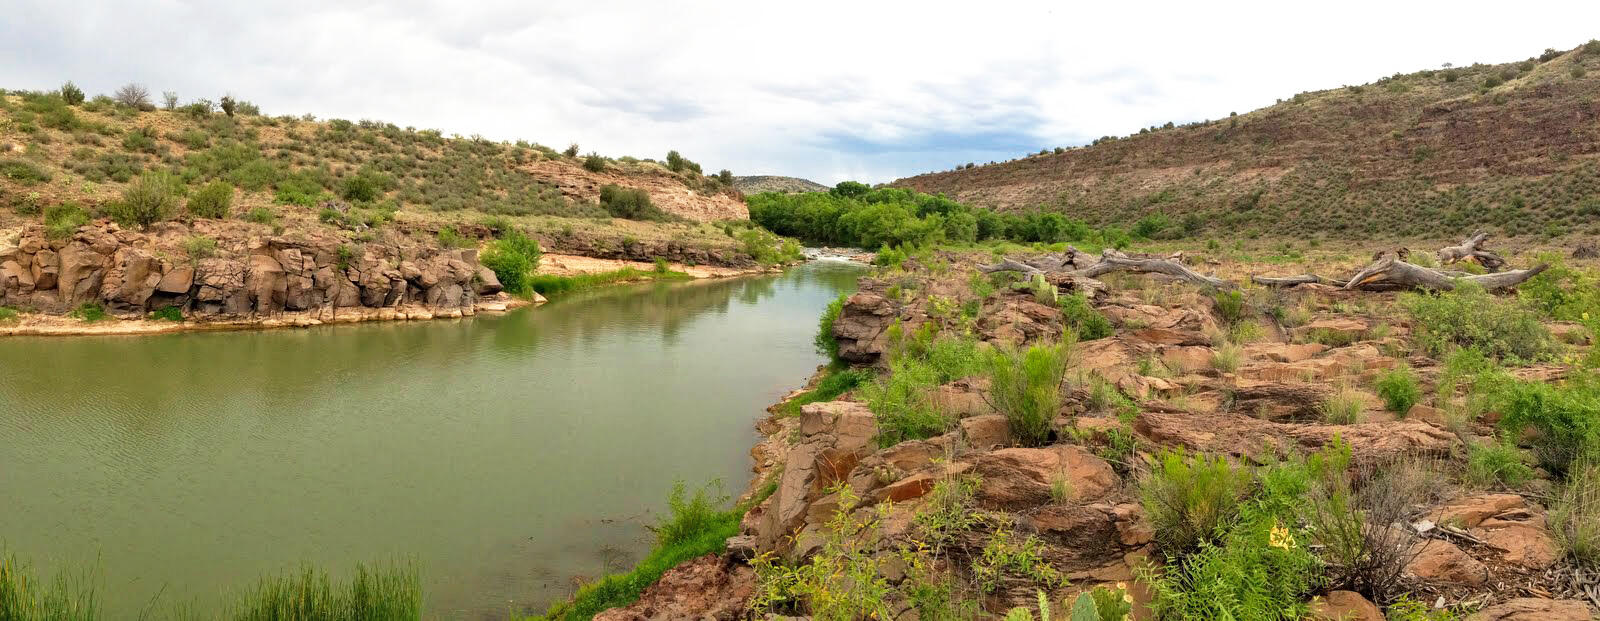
[970,445,1117,509]
[1473,522,1558,569]
[1136,409,1457,463]
[30,249,58,291]
[1161,346,1215,373]
[56,241,109,305]
[959,414,1012,451]
[1293,317,1369,342]
[156,266,194,294]
[1,259,33,294]
[833,292,898,363]
[475,266,503,295]
[1406,540,1488,586]
[1466,598,1595,621]
[100,248,162,310]
[1427,494,1527,528]
[1310,590,1383,621]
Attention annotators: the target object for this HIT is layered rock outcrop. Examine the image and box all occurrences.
[2,222,504,320]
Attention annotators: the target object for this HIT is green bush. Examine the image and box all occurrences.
[435,227,474,249]
[815,294,846,364]
[599,184,665,220]
[582,154,607,172]
[1059,291,1112,340]
[59,81,84,105]
[121,126,158,153]
[148,306,184,322]
[480,230,542,295]
[187,181,234,219]
[1375,365,1421,414]
[243,206,277,225]
[1141,450,1255,557]
[274,172,329,206]
[105,171,179,228]
[1492,377,1600,475]
[1551,460,1600,565]
[864,327,986,446]
[68,302,107,322]
[184,235,218,259]
[989,340,1071,447]
[0,159,51,184]
[0,307,18,323]
[1516,255,1600,322]
[1402,283,1554,363]
[779,367,873,417]
[1212,290,1245,323]
[1467,438,1534,488]
[43,203,90,239]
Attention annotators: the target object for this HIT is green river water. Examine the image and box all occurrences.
[0,260,866,618]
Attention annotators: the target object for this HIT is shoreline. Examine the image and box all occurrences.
[0,255,791,338]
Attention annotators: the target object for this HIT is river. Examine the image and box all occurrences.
[0,260,866,618]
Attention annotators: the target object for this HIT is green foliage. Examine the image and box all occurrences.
[779,368,874,417]
[0,552,99,621]
[1321,388,1364,424]
[0,307,18,323]
[59,81,84,105]
[480,230,542,296]
[1141,449,1254,556]
[242,206,277,225]
[223,560,421,621]
[1212,290,1245,323]
[1516,254,1600,322]
[582,153,607,172]
[183,235,218,259]
[187,180,234,219]
[106,171,179,228]
[1402,283,1554,363]
[148,306,183,322]
[529,267,690,297]
[664,150,701,174]
[435,226,474,249]
[0,159,52,184]
[1551,460,1600,565]
[599,184,666,220]
[751,488,893,620]
[68,302,107,322]
[1375,365,1421,414]
[1467,438,1534,488]
[274,171,330,206]
[1059,292,1112,340]
[863,325,986,446]
[43,203,89,239]
[1491,376,1600,475]
[739,228,803,265]
[971,524,1066,594]
[121,126,158,153]
[340,167,392,202]
[988,340,1072,447]
[815,294,846,364]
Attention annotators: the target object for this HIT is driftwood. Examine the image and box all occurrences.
[978,247,1229,289]
[1436,230,1506,272]
[1258,247,1547,292]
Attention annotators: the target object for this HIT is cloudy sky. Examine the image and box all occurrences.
[4,1,1598,185]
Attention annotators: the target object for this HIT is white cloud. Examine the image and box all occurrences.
[3,0,1598,185]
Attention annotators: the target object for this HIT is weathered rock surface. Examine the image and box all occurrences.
[1135,409,1458,462]
[1310,590,1383,621]
[1465,598,1595,620]
[0,222,501,320]
[592,554,755,621]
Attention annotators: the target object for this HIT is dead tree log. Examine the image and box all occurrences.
[1257,247,1546,292]
[978,248,1230,289]
[1437,231,1506,272]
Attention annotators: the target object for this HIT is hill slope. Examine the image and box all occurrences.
[732,175,829,194]
[892,42,1600,239]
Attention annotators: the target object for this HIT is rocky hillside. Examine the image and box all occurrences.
[732,175,830,194]
[595,245,1600,619]
[892,42,1600,240]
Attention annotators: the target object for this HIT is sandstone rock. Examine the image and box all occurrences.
[1406,540,1488,586]
[1,260,32,294]
[970,445,1117,509]
[1247,342,1329,363]
[1162,346,1214,373]
[1293,317,1369,342]
[30,249,58,291]
[1131,326,1210,346]
[1428,494,1527,528]
[833,291,898,363]
[1310,590,1383,621]
[100,248,162,310]
[1136,410,1457,463]
[1473,522,1558,569]
[56,241,109,305]
[591,554,755,621]
[475,266,502,295]
[960,414,1012,450]
[156,266,194,294]
[1466,598,1595,620]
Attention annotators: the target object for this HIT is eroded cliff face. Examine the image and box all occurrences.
[0,221,506,320]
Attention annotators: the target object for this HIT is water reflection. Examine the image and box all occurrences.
[0,261,865,617]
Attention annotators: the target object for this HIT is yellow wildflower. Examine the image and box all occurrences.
[1269,522,1295,550]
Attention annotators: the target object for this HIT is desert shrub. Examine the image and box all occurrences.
[187,181,233,219]
[274,172,329,206]
[582,153,607,172]
[1551,460,1600,565]
[0,307,18,323]
[1516,255,1600,322]
[1210,343,1242,373]
[988,340,1072,447]
[1467,438,1534,488]
[971,524,1066,594]
[106,171,179,228]
[864,326,986,446]
[340,166,392,203]
[0,159,51,184]
[1321,388,1364,424]
[68,302,107,322]
[1060,291,1112,340]
[1375,365,1421,414]
[121,126,159,153]
[59,81,84,105]
[779,367,874,417]
[1402,283,1554,363]
[43,203,90,239]
[435,227,474,249]
[1212,290,1246,323]
[1141,449,1254,556]
[480,230,542,295]
[599,184,665,220]
[1301,444,1431,601]
[750,489,893,620]
[113,83,151,108]
[148,306,183,322]
[183,236,218,259]
[1491,377,1600,475]
[815,294,846,364]
[243,206,276,225]
[1146,453,1321,620]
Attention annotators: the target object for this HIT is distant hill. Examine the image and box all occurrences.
[733,175,829,194]
[892,42,1600,239]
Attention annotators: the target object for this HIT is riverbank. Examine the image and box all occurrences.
[0,297,533,336]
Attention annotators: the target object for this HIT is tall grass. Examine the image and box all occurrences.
[988,339,1072,447]
[1552,460,1600,566]
[862,325,986,447]
[224,561,421,621]
[529,267,691,297]
[0,553,98,621]
[532,481,750,621]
